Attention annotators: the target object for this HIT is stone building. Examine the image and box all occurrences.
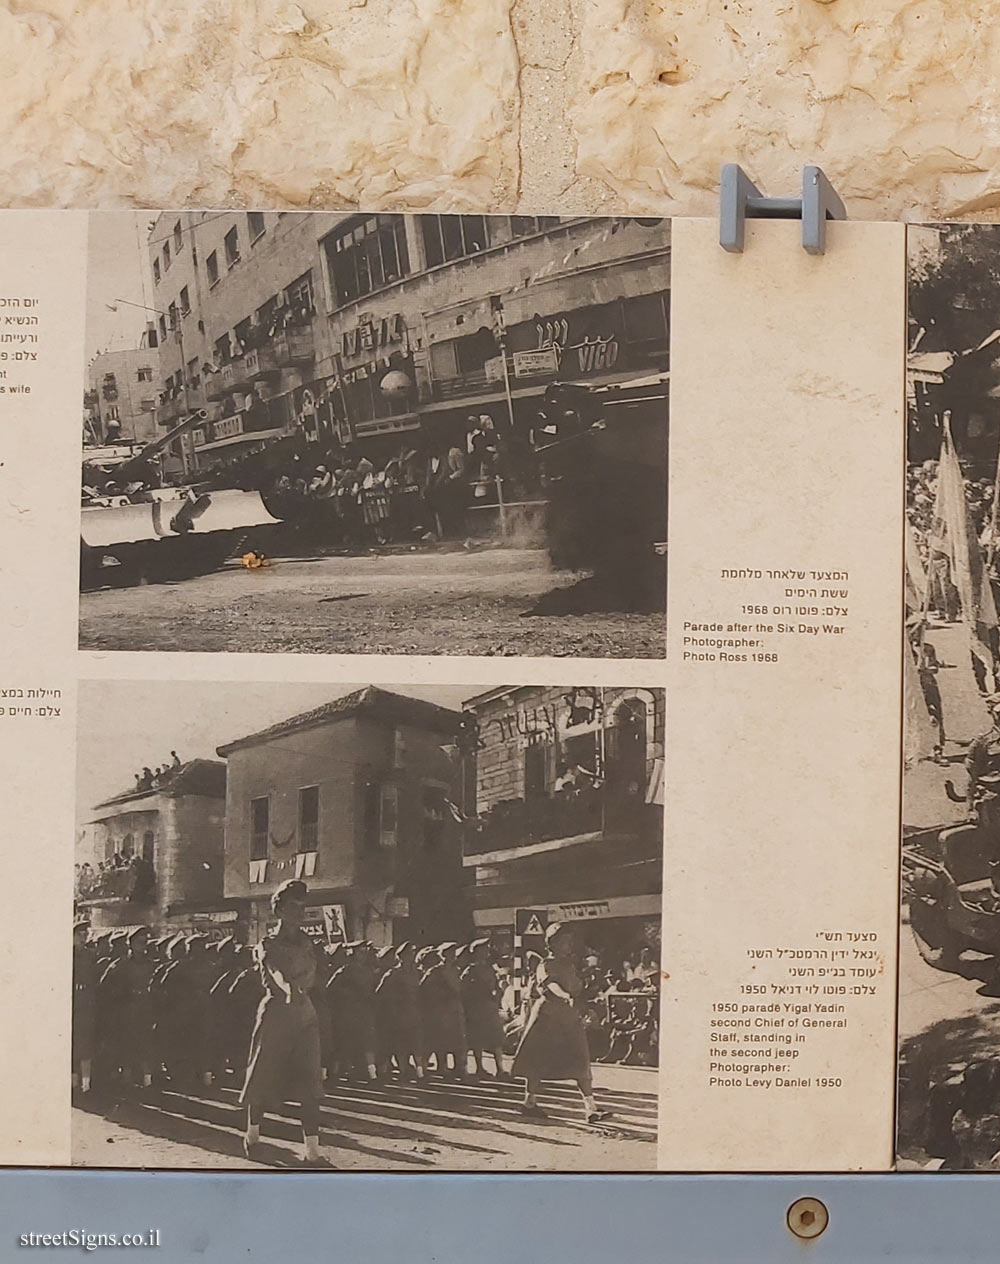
[217,686,470,946]
[75,760,230,937]
[84,343,159,446]
[147,211,321,475]
[142,211,669,479]
[460,685,665,961]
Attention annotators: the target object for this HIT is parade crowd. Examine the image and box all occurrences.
[258,413,543,547]
[73,881,659,1166]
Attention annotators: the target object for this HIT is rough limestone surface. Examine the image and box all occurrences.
[3,0,1000,219]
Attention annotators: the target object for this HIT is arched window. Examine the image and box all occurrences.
[121,833,134,858]
[607,697,648,798]
[142,831,155,865]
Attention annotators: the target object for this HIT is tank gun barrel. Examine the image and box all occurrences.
[115,409,208,482]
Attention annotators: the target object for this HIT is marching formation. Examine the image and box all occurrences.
[73,882,639,1167]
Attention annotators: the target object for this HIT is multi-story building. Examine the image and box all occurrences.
[460,685,665,962]
[75,760,230,937]
[142,212,669,476]
[217,686,470,946]
[84,343,159,446]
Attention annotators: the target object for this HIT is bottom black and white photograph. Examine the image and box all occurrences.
[72,679,664,1170]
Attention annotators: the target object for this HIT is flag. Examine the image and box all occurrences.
[903,640,938,768]
[932,423,999,682]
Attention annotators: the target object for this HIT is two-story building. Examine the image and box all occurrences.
[75,760,230,937]
[461,685,665,962]
[217,686,470,946]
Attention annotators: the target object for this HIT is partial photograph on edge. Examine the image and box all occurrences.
[901,223,1000,1168]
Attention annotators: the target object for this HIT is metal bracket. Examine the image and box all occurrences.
[719,164,846,255]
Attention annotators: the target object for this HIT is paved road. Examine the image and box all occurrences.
[79,548,665,658]
[72,1062,657,1171]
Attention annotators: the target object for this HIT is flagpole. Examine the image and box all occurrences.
[988,423,1000,570]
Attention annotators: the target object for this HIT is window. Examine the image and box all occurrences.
[173,221,183,251]
[142,831,155,865]
[139,398,155,412]
[248,211,266,241]
[206,249,219,287]
[137,366,153,382]
[287,270,315,314]
[524,744,548,800]
[162,241,170,271]
[158,314,167,341]
[121,832,134,858]
[167,301,178,331]
[365,780,399,849]
[420,215,488,269]
[379,783,398,849]
[324,216,410,306]
[179,285,190,316]
[224,226,240,268]
[606,697,648,797]
[422,785,448,852]
[622,292,669,356]
[214,332,232,364]
[509,215,560,239]
[152,257,161,284]
[105,405,119,422]
[298,786,319,852]
[250,796,270,861]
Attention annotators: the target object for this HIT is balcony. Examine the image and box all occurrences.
[205,371,226,402]
[245,326,316,380]
[76,860,156,906]
[221,357,250,392]
[465,784,657,859]
[245,345,281,380]
[157,396,183,427]
[274,326,314,363]
[431,368,492,402]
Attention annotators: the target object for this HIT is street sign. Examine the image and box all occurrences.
[513,907,549,1007]
[512,348,559,377]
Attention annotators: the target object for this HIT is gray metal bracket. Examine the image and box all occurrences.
[720,164,846,255]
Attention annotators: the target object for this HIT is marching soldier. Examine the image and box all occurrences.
[71,920,98,1095]
[461,938,507,1080]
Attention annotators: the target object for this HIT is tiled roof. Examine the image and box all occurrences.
[216,686,461,755]
[92,758,226,813]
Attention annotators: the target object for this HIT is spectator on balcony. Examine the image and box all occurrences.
[553,759,602,796]
[171,750,182,770]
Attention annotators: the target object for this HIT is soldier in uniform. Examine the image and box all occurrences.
[375,942,426,1081]
[71,920,98,1094]
[461,938,508,1080]
[420,943,468,1079]
[120,926,156,1089]
[241,880,330,1166]
[966,695,1000,894]
[330,942,378,1083]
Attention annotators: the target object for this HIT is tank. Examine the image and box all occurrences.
[81,412,283,589]
[537,374,668,606]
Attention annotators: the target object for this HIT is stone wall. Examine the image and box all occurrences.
[5,1,999,221]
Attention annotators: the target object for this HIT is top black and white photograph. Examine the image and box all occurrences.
[79,213,669,658]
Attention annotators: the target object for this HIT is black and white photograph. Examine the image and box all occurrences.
[80,212,669,658]
[72,680,664,1170]
[900,223,1000,1168]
